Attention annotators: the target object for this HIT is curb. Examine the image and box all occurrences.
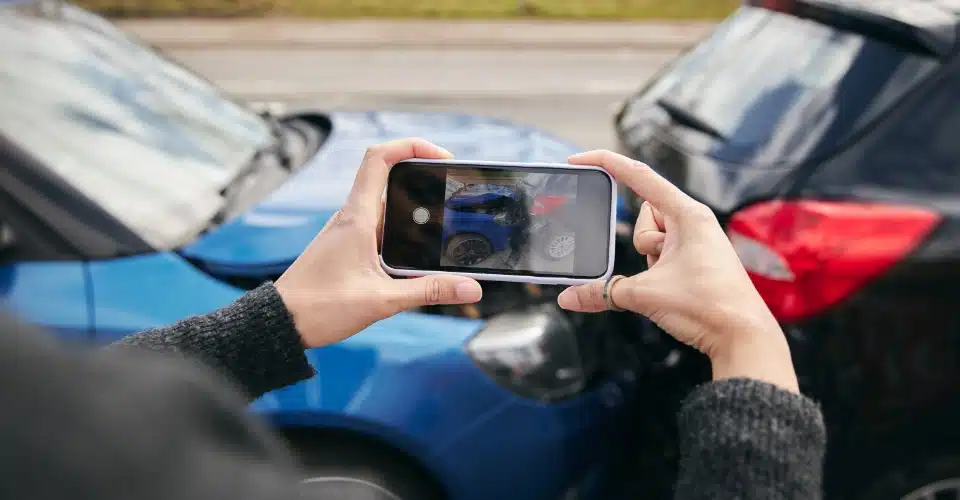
[215,88,645,100]
[119,20,712,50]
[134,39,699,50]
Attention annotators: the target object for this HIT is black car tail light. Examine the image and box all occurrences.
[727,200,941,323]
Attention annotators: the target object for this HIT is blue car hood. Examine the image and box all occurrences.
[180,111,583,275]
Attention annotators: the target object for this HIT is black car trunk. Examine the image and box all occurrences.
[615,0,947,220]
[617,124,796,221]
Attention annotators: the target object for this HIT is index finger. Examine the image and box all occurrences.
[568,150,689,215]
[347,138,453,219]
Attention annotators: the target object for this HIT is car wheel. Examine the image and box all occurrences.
[445,233,493,266]
[855,455,960,500]
[292,436,444,500]
[542,230,575,261]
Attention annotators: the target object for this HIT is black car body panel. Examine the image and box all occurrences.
[616,2,948,214]
[617,1,960,498]
[747,0,960,58]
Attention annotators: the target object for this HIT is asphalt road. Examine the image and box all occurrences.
[168,47,680,150]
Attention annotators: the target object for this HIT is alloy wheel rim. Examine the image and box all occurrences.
[452,238,490,265]
[901,478,960,500]
[548,234,575,259]
[301,476,402,500]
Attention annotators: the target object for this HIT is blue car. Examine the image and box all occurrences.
[442,184,524,266]
[0,2,640,499]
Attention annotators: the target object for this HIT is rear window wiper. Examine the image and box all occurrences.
[655,98,727,141]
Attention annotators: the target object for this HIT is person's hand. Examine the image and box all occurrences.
[557,150,799,394]
[275,138,483,349]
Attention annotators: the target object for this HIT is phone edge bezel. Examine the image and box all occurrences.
[378,158,618,286]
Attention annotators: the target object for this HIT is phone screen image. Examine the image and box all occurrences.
[382,161,614,280]
[442,170,579,274]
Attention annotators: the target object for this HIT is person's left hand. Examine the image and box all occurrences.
[275,138,483,349]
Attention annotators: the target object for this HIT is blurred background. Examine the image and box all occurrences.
[11,1,960,499]
[74,0,731,152]
[76,0,737,19]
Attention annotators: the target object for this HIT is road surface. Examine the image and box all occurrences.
[168,47,680,150]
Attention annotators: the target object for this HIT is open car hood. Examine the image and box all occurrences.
[179,111,583,277]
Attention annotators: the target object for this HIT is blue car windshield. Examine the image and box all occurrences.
[0,4,272,248]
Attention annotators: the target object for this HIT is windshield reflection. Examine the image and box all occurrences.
[0,4,271,248]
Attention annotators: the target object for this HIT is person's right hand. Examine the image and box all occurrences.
[557,151,799,394]
[275,139,482,351]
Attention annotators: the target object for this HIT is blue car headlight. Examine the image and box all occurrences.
[466,304,586,402]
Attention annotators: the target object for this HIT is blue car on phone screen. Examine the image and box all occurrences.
[442,184,523,266]
[0,2,641,499]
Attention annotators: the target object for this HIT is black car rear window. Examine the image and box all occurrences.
[622,5,941,166]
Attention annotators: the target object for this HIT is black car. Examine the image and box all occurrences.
[614,1,960,499]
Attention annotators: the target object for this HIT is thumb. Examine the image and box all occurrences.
[557,274,658,314]
[557,281,608,313]
[389,275,483,311]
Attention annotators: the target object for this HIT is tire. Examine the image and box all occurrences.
[540,229,575,261]
[291,435,444,500]
[444,233,493,266]
[854,455,960,500]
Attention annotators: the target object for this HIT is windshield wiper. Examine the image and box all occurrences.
[208,161,258,227]
[256,113,295,170]
[656,98,727,141]
[206,115,296,229]
[209,123,287,227]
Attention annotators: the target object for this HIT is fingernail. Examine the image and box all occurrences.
[455,281,482,302]
[439,146,454,158]
[557,289,581,310]
[655,242,664,253]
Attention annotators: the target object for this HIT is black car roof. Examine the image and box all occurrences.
[749,0,960,58]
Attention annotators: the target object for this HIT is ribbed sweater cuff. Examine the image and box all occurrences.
[117,283,315,399]
[674,378,827,500]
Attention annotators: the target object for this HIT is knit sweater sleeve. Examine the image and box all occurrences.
[111,283,314,399]
[673,378,827,500]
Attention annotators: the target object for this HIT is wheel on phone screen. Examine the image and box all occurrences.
[542,230,575,261]
[444,233,493,266]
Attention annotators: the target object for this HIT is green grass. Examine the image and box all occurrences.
[77,0,739,19]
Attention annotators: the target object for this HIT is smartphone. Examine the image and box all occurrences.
[380,159,617,285]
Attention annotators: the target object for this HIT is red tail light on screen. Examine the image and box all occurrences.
[532,195,569,215]
[727,200,941,323]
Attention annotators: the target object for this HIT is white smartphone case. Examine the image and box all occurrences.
[379,158,618,286]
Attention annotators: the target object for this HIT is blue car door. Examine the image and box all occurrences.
[443,190,516,251]
[86,251,243,344]
[0,218,93,344]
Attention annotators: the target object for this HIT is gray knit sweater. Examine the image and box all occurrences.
[0,283,826,500]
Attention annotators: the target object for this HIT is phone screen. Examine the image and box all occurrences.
[382,161,613,279]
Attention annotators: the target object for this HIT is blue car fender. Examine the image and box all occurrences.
[250,312,518,478]
[85,252,519,489]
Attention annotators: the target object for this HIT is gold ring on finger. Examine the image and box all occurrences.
[603,275,627,312]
